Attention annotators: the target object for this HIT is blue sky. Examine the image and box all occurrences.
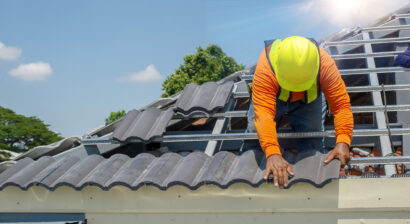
[0,0,408,137]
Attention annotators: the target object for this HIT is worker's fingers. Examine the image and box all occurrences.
[340,157,346,166]
[284,168,289,187]
[287,165,294,176]
[339,155,347,166]
[264,167,271,180]
[324,151,336,164]
[277,168,284,187]
[273,169,279,187]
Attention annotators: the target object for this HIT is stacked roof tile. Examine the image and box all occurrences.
[111,108,174,143]
[174,81,234,116]
[14,137,81,161]
[0,150,340,190]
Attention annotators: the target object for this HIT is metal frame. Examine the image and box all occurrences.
[173,105,410,119]
[349,155,410,165]
[241,67,410,80]
[352,104,410,113]
[82,128,410,144]
[330,51,403,60]
[361,31,395,175]
[204,98,235,156]
[233,84,410,98]
[394,13,410,19]
[339,67,410,75]
[360,24,410,32]
[324,36,410,46]
[346,84,410,92]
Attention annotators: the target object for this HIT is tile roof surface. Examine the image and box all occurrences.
[174,81,234,116]
[0,150,340,191]
[111,108,174,143]
[14,137,81,161]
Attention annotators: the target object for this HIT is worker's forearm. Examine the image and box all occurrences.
[333,107,354,146]
[254,110,281,158]
[252,49,281,158]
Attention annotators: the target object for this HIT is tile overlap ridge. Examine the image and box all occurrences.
[0,150,340,191]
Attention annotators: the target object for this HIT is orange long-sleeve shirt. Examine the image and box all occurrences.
[252,48,353,158]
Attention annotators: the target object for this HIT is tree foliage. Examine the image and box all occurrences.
[0,106,63,152]
[105,110,126,125]
[0,151,11,162]
[161,44,245,97]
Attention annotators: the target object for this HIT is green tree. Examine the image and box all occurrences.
[0,151,11,162]
[105,110,126,125]
[161,44,245,97]
[0,106,63,152]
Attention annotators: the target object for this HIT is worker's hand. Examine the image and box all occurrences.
[264,154,294,188]
[324,142,350,166]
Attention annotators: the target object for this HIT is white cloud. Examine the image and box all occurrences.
[9,62,53,81]
[118,64,163,83]
[0,42,21,60]
[298,0,407,27]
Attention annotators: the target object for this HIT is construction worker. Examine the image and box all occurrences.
[248,36,353,188]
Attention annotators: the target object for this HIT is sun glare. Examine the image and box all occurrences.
[300,0,407,27]
[332,0,360,14]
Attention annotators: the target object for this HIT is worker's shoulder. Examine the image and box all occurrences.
[255,49,272,76]
[319,48,337,71]
[319,48,332,61]
[318,48,342,85]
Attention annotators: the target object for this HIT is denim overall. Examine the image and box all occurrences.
[247,91,327,153]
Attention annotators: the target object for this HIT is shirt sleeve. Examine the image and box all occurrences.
[252,50,281,158]
[320,49,354,146]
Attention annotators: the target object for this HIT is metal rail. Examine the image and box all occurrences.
[233,84,410,98]
[324,36,410,47]
[330,51,402,60]
[346,84,410,92]
[174,105,410,119]
[232,91,249,98]
[349,156,410,165]
[360,24,410,32]
[352,104,410,113]
[339,67,410,75]
[82,127,410,144]
[241,67,410,80]
[394,13,410,19]
[204,99,233,156]
[175,110,247,118]
[362,31,395,176]
[161,128,410,142]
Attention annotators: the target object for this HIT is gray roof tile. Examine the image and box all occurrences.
[0,150,340,191]
[54,155,105,189]
[174,81,234,116]
[109,153,156,187]
[111,107,174,143]
[14,137,81,161]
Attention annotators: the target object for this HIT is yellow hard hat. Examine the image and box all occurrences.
[272,36,320,92]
